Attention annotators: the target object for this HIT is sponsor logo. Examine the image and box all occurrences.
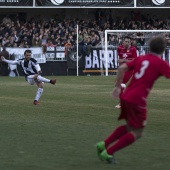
[0,0,19,2]
[152,0,165,5]
[51,0,64,5]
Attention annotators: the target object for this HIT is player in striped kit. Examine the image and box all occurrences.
[1,49,56,105]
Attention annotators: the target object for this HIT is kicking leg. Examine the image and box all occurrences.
[36,75,56,85]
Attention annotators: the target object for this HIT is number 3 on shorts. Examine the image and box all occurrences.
[135,60,149,79]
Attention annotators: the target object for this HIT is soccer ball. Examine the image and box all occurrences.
[51,0,64,5]
[152,0,165,5]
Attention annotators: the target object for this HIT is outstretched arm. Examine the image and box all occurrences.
[1,56,19,65]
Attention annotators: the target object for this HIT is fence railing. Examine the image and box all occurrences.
[6,45,170,67]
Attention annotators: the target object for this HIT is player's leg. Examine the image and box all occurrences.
[97,100,127,162]
[107,100,145,155]
[32,75,56,105]
[33,82,44,105]
[98,100,146,163]
[99,126,143,164]
[26,75,42,105]
[96,124,128,155]
[97,99,128,159]
[104,125,128,148]
[35,74,56,85]
[106,127,143,155]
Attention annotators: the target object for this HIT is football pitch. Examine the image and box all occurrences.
[0,76,169,170]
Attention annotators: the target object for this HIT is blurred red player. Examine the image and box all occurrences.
[96,36,170,164]
[115,36,137,108]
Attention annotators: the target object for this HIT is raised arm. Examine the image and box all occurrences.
[1,56,19,65]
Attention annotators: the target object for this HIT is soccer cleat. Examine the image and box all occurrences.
[50,79,56,85]
[115,104,121,109]
[33,100,40,105]
[96,141,106,156]
[99,150,117,164]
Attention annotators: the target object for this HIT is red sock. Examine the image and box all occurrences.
[107,132,136,155]
[104,125,128,148]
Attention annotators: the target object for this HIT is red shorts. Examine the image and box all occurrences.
[122,70,133,84]
[119,99,147,128]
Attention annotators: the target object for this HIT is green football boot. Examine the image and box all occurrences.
[96,141,106,156]
[100,150,117,164]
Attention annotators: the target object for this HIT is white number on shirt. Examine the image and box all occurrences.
[135,60,149,79]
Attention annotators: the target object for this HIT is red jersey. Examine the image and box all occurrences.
[122,54,170,106]
[117,45,137,60]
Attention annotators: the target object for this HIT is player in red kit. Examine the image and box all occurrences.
[96,36,170,164]
[115,36,137,108]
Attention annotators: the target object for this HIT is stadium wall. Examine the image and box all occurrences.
[0,8,170,21]
[16,61,84,76]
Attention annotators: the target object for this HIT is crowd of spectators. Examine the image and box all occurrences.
[0,10,170,51]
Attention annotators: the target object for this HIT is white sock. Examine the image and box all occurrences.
[37,75,50,83]
[35,88,43,101]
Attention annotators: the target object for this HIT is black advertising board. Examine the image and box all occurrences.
[137,0,170,7]
[0,0,33,6]
[35,0,134,7]
[1,0,170,8]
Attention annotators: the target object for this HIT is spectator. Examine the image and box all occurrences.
[0,10,169,49]
[0,46,10,76]
[32,35,41,47]
[46,38,55,47]
[65,39,72,56]
[82,36,92,56]
[2,15,12,25]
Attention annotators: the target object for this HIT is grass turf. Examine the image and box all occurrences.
[0,76,169,170]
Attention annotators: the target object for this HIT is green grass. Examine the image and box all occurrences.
[0,76,169,170]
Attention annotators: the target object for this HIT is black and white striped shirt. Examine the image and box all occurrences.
[4,58,41,76]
